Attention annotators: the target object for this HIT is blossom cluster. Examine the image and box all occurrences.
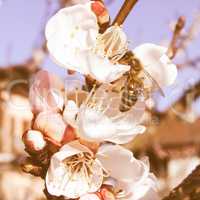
[22,1,177,200]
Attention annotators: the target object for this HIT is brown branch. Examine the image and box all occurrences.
[168,13,200,60]
[112,0,138,26]
[179,13,200,53]
[162,164,200,200]
[167,16,186,59]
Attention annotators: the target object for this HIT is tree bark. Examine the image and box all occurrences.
[162,164,200,200]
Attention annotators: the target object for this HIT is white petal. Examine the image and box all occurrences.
[46,160,103,198]
[33,112,66,143]
[96,144,148,183]
[133,43,177,88]
[95,25,128,60]
[63,100,79,127]
[106,97,146,144]
[46,141,103,198]
[59,140,94,158]
[77,107,116,142]
[47,41,91,74]
[46,4,129,83]
[133,43,166,62]
[128,174,159,200]
[77,84,146,144]
[111,100,146,142]
[107,125,146,144]
[88,53,130,83]
[46,3,99,73]
[46,3,98,50]
[160,54,177,86]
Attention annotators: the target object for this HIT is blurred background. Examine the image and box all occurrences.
[0,0,200,199]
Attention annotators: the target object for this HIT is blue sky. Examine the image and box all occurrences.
[0,0,199,66]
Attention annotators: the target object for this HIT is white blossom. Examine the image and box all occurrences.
[133,43,177,89]
[45,2,130,83]
[97,144,159,200]
[46,141,104,199]
[76,84,146,144]
[46,142,154,199]
[62,85,145,144]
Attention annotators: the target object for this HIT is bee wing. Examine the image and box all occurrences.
[143,69,165,97]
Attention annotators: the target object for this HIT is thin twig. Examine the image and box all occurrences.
[179,13,200,52]
[167,16,186,59]
[112,0,138,26]
[168,13,200,60]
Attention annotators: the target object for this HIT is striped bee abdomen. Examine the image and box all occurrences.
[119,77,143,112]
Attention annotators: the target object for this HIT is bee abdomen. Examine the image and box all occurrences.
[120,88,139,112]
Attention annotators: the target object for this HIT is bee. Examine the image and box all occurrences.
[117,51,164,112]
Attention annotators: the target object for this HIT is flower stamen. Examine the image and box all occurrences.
[64,152,95,182]
[94,25,128,63]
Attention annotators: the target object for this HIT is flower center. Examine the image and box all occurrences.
[64,152,95,180]
[84,87,109,114]
[94,25,128,63]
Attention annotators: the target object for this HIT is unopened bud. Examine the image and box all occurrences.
[23,130,46,152]
[33,112,66,146]
[91,1,110,27]
[100,188,116,200]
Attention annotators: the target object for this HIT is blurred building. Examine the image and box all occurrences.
[0,57,45,200]
[0,64,34,155]
[130,110,200,196]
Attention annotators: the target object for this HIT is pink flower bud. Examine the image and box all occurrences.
[22,130,46,152]
[29,70,64,114]
[100,188,116,200]
[61,125,77,145]
[91,1,110,26]
[33,112,66,146]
